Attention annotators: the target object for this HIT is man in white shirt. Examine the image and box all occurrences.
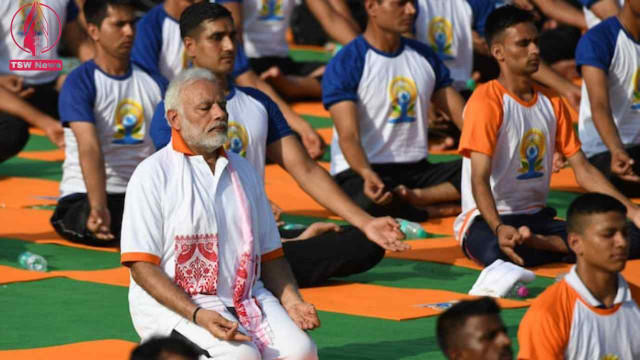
[121,68,319,359]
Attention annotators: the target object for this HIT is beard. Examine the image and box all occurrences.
[180,117,228,153]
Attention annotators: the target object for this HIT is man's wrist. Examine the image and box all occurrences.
[494,223,504,236]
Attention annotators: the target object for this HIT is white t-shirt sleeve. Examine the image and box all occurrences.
[120,159,165,266]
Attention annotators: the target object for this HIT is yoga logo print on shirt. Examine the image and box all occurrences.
[225,121,249,157]
[428,17,454,60]
[113,99,145,145]
[388,76,417,124]
[181,49,193,71]
[631,67,640,110]
[258,0,284,21]
[601,354,620,360]
[517,128,546,180]
[174,233,219,296]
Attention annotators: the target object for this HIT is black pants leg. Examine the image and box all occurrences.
[50,193,125,246]
[281,225,385,288]
[588,145,640,197]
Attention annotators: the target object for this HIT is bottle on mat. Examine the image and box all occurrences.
[18,251,48,272]
[281,223,307,231]
[396,218,428,239]
[507,282,529,298]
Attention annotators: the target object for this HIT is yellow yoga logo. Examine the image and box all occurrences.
[517,128,546,180]
[113,99,145,145]
[428,17,454,60]
[631,67,640,110]
[224,122,249,157]
[389,76,417,124]
[601,355,619,360]
[258,0,284,21]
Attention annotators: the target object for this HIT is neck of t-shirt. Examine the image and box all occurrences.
[496,73,535,104]
[618,11,640,42]
[93,53,130,78]
[575,262,620,308]
[362,28,403,55]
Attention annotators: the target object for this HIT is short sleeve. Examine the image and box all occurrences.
[58,62,97,124]
[575,18,619,74]
[238,87,293,145]
[65,0,79,22]
[322,38,367,109]
[551,95,581,158]
[231,46,251,79]
[150,101,172,150]
[577,0,598,7]
[405,38,454,92]
[466,0,496,35]
[458,84,503,157]
[120,160,165,266]
[131,6,165,78]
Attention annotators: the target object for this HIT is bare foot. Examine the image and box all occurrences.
[393,185,423,206]
[428,136,456,151]
[259,66,282,81]
[423,202,461,218]
[518,226,534,246]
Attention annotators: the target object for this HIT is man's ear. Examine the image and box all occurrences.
[490,43,504,62]
[567,232,583,256]
[183,36,197,58]
[86,23,100,42]
[166,109,181,130]
[364,0,377,18]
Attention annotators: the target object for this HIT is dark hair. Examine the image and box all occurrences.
[484,5,535,46]
[567,193,627,234]
[539,26,581,64]
[83,0,134,27]
[130,337,200,360]
[180,2,233,39]
[436,297,501,357]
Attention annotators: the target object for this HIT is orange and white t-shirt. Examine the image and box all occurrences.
[453,80,581,243]
[518,266,640,359]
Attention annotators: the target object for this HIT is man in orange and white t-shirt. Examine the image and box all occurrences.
[454,5,640,267]
[518,193,640,359]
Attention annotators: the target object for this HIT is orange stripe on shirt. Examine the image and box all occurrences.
[540,87,582,158]
[261,248,284,262]
[121,252,161,267]
[458,81,505,158]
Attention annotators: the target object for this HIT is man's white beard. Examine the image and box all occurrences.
[180,117,228,152]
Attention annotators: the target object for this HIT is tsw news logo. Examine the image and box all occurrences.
[9,1,63,71]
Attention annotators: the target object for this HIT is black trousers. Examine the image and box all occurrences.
[588,144,640,197]
[281,225,384,288]
[334,159,463,222]
[50,193,124,247]
[0,80,59,163]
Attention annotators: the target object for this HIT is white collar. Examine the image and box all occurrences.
[565,265,631,308]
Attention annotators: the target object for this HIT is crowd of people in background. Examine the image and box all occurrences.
[3,0,640,359]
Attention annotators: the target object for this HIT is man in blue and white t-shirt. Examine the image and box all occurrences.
[323,0,465,221]
[131,0,326,160]
[577,0,622,28]
[575,0,640,197]
[151,2,409,288]
[50,0,166,246]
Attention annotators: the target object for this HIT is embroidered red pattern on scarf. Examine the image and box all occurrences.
[174,233,219,296]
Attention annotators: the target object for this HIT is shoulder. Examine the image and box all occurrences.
[227,151,260,183]
[137,4,168,30]
[403,37,440,60]
[466,81,504,110]
[327,36,370,71]
[133,64,168,92]
[61,61,98,95]
[235,86,272,105]
[627,280,640,304]
[579,16,622,47]
[527,280,578,319]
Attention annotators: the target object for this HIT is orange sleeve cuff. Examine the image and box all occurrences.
[121,252,161,267]
[261,248,284,263]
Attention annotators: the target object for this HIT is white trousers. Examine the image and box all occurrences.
[173,298,317,360]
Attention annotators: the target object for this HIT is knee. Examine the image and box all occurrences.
[0,118,29,163]
[223,342,261,360]
[279,335,317,360]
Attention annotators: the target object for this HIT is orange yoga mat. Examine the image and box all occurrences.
[316,128,333,145]
[18,149,65,162]
[388,237,640,286]
[0,208,119,253]
[0,177,59,208]
[422,216,455,236]
[291,101,330,118]
[0,265,129,287]
[0,339,137,360]
[549,167,582,193]
[300,282,529,321]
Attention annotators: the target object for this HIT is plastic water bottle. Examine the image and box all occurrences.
[281,223,307,231]
[507,282,529,298]
[396,218,429,239]
[18,251,48,272]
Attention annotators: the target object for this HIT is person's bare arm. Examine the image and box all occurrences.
[326,0,361,33]
[306,0,359,45]
[532,62,581,109]
[470,152,525,265]
[261,257,320,330]
[266,134,407,251]
[472,31,490,56]
[431,86,465,130]
[63,20,94,61]
[532,0,588,29]
[130,262,251,341]
[582,65,640,181]
[220,1,244,42]
[590,0,620,20]
[235,70,324,159]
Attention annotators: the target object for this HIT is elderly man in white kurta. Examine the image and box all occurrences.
[120,68,319,360]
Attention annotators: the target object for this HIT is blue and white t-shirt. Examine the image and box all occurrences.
[218,0,296,58]
[150,85,292,178]
[131,4,250,81]
[577,0,623,28]
[323,35,453,175]
[576,17,640,157]
[58,61,166,197]
[0,0,78,84]
[414,0,495,89]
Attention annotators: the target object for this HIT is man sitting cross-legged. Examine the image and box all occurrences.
[454,5,640,267]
